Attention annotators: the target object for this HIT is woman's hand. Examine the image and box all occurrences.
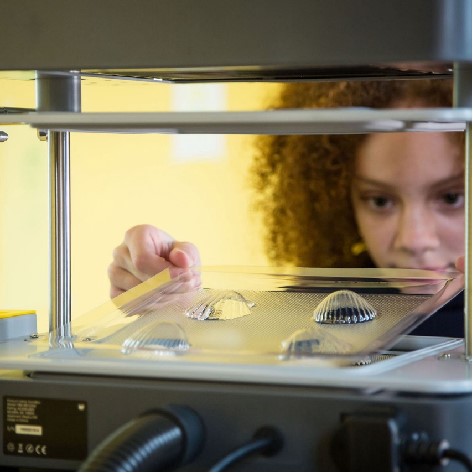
[108,224,201,298]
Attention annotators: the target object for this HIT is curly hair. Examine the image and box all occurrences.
[250,79,458,268]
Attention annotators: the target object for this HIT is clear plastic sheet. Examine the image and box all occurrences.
[42,266,464,363]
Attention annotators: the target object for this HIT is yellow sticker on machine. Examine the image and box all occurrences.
[0,311,36,319]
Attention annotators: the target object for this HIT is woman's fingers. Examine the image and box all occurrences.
[109,225,202,298]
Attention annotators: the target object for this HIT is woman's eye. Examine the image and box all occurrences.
[440,192,464,208]
[368,196,392,209]
[354,189,395,212]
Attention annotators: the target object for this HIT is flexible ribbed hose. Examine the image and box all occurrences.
[80,406,204,472]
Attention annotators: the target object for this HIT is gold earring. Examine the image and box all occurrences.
[351,241,367,256]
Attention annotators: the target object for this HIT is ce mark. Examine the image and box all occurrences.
[35,444,47,455]
[25,443,47,455]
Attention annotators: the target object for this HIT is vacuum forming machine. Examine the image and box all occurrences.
[0,1,471,471]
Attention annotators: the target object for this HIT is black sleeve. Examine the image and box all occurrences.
[409,292,465,338]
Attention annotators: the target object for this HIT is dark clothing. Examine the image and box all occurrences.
[409,292,465,338]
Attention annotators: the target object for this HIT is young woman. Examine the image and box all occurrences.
[108,79,465,337]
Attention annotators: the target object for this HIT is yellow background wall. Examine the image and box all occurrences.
[0,75,279,332]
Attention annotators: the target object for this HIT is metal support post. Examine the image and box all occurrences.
[464,123,472,361]
[454,63,472,360]
[36,72,81,343]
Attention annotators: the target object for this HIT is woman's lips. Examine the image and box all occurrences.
[419,267,449,272]
[390,264,455,273]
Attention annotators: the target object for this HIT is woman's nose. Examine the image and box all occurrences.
[394,205,439,254]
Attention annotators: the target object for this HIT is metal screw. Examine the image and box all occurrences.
[0,131,8,142]
[37,130,48,142]
[438,352,452,360]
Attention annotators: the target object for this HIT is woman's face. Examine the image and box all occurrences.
[351,132,464,271]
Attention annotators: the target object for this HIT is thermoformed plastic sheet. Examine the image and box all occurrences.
[37,266,464,364]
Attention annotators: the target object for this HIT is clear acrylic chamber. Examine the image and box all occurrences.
[39,266,464,367]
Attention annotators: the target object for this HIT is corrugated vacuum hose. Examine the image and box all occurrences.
[79,405,205,472]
